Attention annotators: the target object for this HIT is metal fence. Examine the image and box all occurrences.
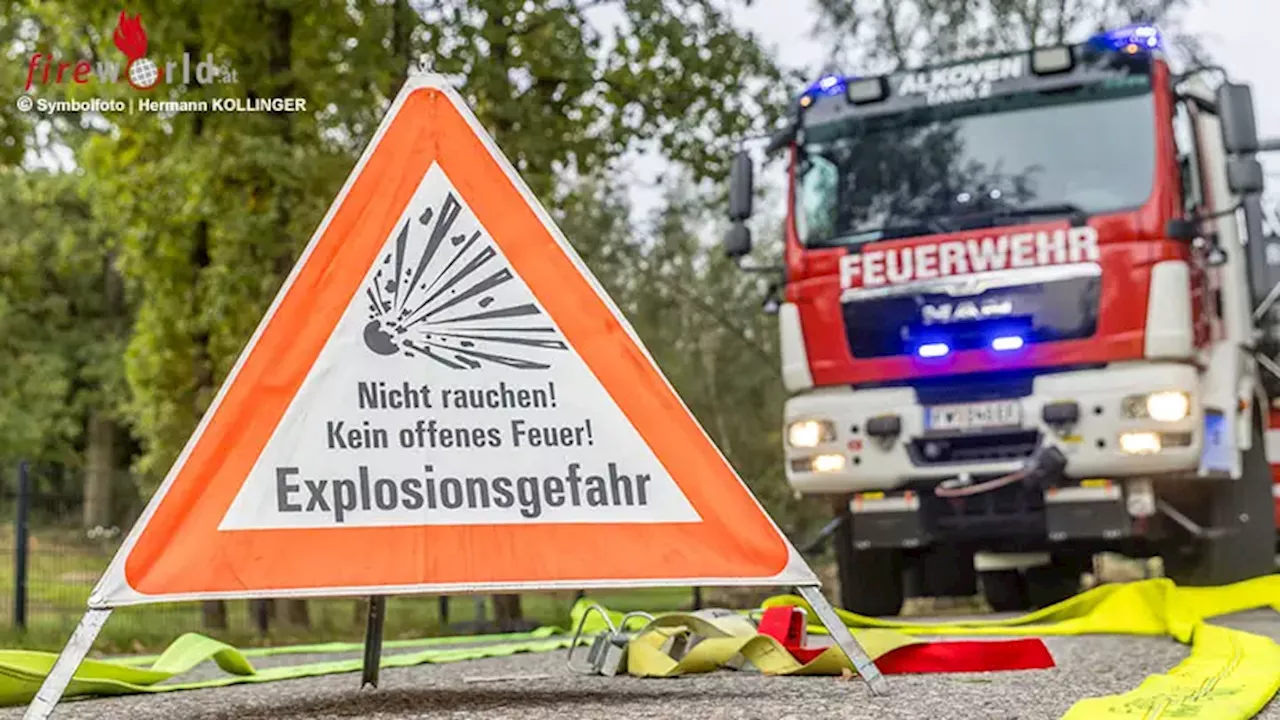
[0,461,215,646]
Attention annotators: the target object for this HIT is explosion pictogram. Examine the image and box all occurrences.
[113,10,162,90]
[361,187,570,370]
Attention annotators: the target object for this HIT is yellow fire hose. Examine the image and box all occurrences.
[0,576,1274,717]
[572,575,1279,719]
[617,614,924,678]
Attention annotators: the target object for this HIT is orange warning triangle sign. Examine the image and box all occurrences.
[91,75,815,607]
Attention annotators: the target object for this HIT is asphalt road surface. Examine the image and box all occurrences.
[5,610,1278,720]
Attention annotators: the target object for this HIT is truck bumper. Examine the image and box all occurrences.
[784,361,1207,495]
[847,483,1136,550]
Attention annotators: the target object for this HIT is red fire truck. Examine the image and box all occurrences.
[724,23,1280,614]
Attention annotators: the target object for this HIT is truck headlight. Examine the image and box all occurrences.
[1121,391,1190,422]
[787,419,835,448]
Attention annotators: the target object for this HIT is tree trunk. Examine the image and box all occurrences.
[82,413,117,529]
[191,216,224,630]
[251,599,275,635]
[202,600,227,630]
[193,221,223,636]
[492,594,523,631]
[283,599,310,627]
[391,0,414,89]
[84,245,127,530]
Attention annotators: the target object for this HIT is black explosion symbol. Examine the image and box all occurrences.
[361,191,568,370]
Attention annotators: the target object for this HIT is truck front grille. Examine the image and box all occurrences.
[841,270,1100,358]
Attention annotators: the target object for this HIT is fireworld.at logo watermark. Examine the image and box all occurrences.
[23,10,238,92]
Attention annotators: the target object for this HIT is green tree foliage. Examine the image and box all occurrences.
[45,0,787,487]
[57,0,385,484]
[622,178,820,531]
[0,170,82,465]
[418,0,786,199]
[0,168,130,491]
[0,0,34,165]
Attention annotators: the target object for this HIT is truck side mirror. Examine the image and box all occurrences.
[1217,82,1260,156]
[724,222,752,259]
[1165,217,1197,241]
[1226,156,1265,196]
[728,150,754,221]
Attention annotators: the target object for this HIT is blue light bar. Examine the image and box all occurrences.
[1087,23,1162,53]
[799,73,850,104]
[918,342,950,358]
[812,74,847,95]
[991,335,1024,351]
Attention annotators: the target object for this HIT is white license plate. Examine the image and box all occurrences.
[927,400,1022,431]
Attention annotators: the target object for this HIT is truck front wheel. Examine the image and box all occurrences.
[1025,562,1084,608]
[834,510,905,616]
[978,570,1030,612]
[980,559,1082,612]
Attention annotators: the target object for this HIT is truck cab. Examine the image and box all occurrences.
[726,24,1280,615]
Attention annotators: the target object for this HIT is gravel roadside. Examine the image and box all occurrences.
[4,609,1276,720]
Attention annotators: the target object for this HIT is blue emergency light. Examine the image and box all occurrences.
[1087,23,1163,53]
[808,74,848,96]
[991,335,1025,351]
[917,342,950,358]
[798,73,849,108]
[917,335,1025,358]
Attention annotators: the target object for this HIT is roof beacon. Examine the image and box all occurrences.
[1088,23,1163,54]
[799,73,848,108]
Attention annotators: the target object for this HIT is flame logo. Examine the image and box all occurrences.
[112,10,147,60]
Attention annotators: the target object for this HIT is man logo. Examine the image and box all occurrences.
[921,298,1014,325]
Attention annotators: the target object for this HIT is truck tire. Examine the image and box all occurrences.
[834,510,905,616]
[1025,563,1082,608]
[1164,408,1279,586]
[978,569,1030,612]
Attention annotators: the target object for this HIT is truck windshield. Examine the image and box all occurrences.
[795,80,1156,247]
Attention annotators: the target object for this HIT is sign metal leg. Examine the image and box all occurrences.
[797,585,888,696]
[24,607,112,720]
[361,595,387,689]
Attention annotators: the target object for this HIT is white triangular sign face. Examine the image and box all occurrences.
[220,164,700,530]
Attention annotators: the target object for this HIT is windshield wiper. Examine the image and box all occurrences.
[875,220,949,241]
[810,216,953,247]
[874,214,954,240]
[948,202,1090,229]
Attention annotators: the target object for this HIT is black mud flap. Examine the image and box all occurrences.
[849,492,929,549]
[1165,409,1278,586]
